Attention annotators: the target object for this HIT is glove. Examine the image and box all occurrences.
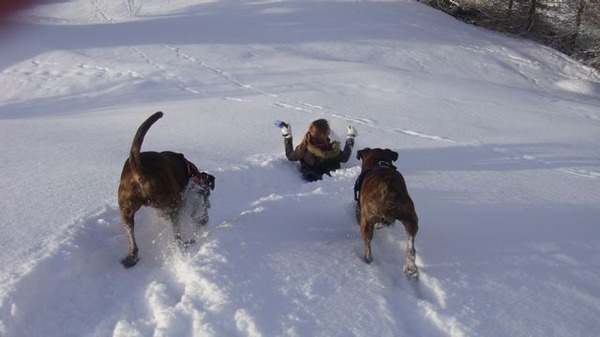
[347,125,357,138]
[279,121,292,138]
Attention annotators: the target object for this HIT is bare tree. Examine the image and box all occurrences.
[571,0,587,50]
[526,0,538,32]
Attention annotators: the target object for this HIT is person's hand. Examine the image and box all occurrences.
[279,121,292,139]
[347,125,357,138]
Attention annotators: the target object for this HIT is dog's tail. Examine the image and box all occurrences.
[129,111,163,175]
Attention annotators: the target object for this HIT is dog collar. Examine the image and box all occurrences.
[353,160,397,202]
[375,160,396,170]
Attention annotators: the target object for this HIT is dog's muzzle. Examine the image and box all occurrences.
[192,172,216,193]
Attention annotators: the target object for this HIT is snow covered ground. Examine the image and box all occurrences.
[1,0,599,336]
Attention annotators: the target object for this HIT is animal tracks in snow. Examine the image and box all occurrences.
[1,58,142,97]
[274,100,375,126]
[396,129,458,144]
[553,167,600,179]
[491,146,600,180]
[132,46,206,96]
[161,44,278,98]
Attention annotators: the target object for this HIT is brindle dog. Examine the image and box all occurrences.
[354,148,419,277]
[117,112,214,268]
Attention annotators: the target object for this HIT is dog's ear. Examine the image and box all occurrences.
[385,149,399,162]
[357,148,370,160]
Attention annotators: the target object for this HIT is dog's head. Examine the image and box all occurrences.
[193,172,215,191]
[356,148,399,169]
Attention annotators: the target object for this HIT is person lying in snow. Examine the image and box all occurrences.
[278,119,357,182]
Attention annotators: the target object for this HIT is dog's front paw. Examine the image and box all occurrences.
[121,255,140,268]
[363,255,373,264]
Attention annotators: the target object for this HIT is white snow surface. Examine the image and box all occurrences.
[1,0,600,336]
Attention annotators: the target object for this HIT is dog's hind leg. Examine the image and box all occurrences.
[360,218,374,264]
[354,203,361,224]
[120,209,140,268]
[401,216,419,278]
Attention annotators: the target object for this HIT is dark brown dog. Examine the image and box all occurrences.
[354,148,419,277]
[118,111,215,268]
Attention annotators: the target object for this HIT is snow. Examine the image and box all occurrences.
[1,0,599,336]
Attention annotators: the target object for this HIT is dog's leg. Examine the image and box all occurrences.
[360,218,374,264]
[198,207,209,226]
[195,193,210,227]
[354,203,361,225]
[120,209,140,268]
[401,218,419,277]
[403,235,418,278]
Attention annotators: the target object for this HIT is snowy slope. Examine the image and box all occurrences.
[1,0,599,336]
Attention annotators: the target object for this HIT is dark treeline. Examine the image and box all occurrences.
[423,0,600,70]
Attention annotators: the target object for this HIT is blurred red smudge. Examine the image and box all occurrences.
[0,0,38,19]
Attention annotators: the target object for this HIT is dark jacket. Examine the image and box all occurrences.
[285,133,354,181]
